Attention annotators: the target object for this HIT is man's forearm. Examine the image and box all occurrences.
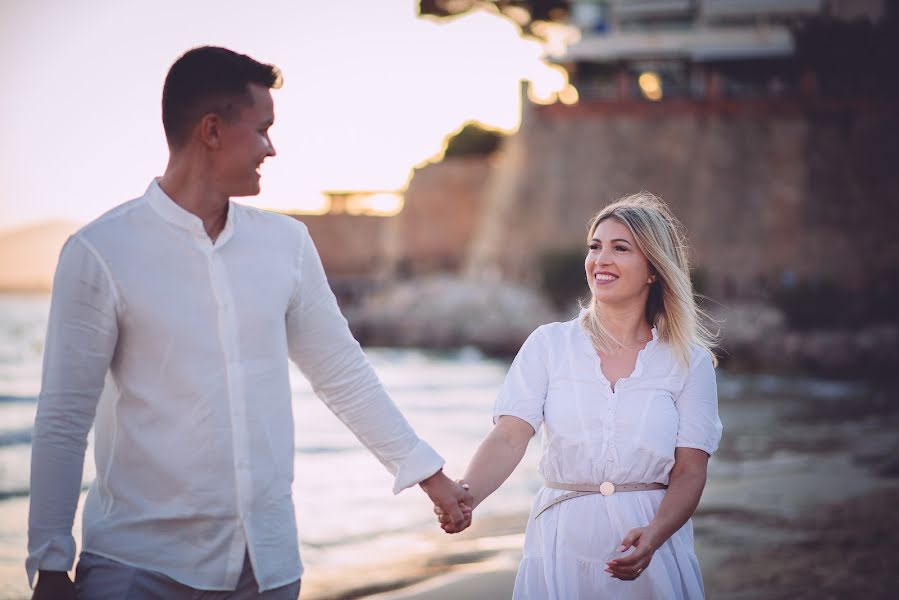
[26,433,88,582]
[28,234,116,583]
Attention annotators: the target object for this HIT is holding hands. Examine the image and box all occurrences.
[432,479,473,533]
[430,416,535,535]
[419,470,473,534]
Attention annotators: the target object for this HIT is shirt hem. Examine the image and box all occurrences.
[78,549,242,592]
[493,411,541,436]
[675,442,717,455]
[258,573,304,593]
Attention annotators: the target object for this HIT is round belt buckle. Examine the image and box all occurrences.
[599,481,615,496]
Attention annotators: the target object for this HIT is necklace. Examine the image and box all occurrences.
[614,333,652,350]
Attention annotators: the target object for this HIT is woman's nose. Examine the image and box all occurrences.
[595,247,613,265]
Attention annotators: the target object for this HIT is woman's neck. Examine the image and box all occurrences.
[594,301,652,346]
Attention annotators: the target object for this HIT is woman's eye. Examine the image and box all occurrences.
[588,244,599,251]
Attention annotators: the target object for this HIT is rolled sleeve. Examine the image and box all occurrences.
[286,227,444,492]
[674,348,723,456]
[492,326,549,436]
[391,439,445,494]
[27,236,119,586]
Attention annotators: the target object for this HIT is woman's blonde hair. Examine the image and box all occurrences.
[581,191,718,367]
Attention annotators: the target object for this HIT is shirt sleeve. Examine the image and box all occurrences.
[27,236,119,586]
[492,326,549,436]
[674,347,723,455]
[285,227,444,494]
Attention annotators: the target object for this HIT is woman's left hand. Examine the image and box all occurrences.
[605,527,661,580]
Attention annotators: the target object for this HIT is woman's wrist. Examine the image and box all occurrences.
[642,523,667,551]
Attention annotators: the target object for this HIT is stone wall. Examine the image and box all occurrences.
[296,98,899,308]
[294,156,491,281]
[465,99,899,299]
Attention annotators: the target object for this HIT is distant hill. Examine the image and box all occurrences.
[0,221,82,293]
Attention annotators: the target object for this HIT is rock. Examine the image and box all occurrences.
[346,276,560,355]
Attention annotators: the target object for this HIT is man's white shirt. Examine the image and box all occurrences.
[27,179,444,591]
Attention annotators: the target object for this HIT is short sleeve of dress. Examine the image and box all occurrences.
[674,347,723,455]
[492,326,549,436]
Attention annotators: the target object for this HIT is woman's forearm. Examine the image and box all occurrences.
[646,450,709,547]
[463,417,533,509]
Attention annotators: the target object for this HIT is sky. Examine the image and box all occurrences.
[0,0,569,229]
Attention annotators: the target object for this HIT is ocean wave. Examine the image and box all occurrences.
[0,394,37,404]
[0,427,32,447]
[0,483,91,503]
[0,487,30,501]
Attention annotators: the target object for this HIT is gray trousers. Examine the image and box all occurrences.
[74,551,301,600]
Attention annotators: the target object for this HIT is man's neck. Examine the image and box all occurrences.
[159,158,229,241]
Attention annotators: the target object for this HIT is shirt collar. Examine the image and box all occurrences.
[145,178,237,245]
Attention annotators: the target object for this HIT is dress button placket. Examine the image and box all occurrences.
[607,384,619,463]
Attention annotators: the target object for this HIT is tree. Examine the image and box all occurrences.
[418,1,569,35]
[443,122,504,157]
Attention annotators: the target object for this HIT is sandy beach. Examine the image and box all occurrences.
[298,377,899,600]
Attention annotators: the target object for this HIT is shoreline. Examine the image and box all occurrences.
[325,380,899,600]
[297,513,529,600]
[352,482,899,600]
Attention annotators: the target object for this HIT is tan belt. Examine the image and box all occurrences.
[535,480,668,519]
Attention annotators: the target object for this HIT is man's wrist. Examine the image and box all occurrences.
[419,468,445,489]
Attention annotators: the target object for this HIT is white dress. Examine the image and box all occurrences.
[494,315,723,599]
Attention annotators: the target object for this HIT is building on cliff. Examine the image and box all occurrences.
[464,0,898,322]
[293,0,897,327]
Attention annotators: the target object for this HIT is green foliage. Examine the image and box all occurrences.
[418,1,568,31]
[539,247,588,310]
[444,122,503,158]
[866,269,899,325]
[539,252,710,313]
[773,271,899,330]
[773,279,856,330]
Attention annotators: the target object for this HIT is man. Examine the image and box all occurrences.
[28,46,472,600]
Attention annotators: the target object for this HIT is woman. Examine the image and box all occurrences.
[437,192,722,598]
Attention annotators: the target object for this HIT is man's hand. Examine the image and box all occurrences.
[419,470,473,533]
[433,479,475,534]
[32,570,75,600]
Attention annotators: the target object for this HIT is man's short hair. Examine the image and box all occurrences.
[162,46,282,148]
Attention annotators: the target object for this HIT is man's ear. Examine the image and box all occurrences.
[197,113,223,149]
